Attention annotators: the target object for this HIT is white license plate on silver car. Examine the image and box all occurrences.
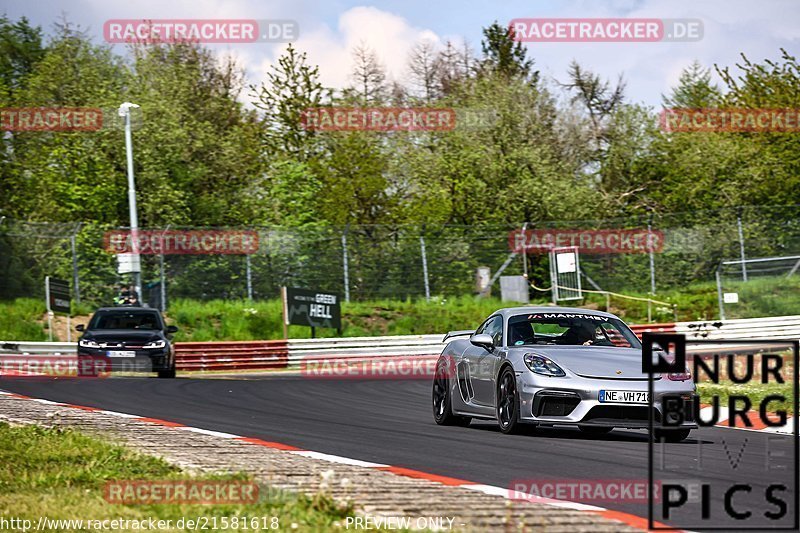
[599,390,649,403]
[106,350,136,358]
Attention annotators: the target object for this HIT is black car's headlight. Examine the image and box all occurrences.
[78,339,100,348]
[524,353,566,377]
[143,340,166,349]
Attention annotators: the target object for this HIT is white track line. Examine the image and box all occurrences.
[288,450,388,468]
[176,426,240,439]
[97,410,141,418]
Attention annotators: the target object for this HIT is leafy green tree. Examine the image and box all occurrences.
[662,60,721,108]
[479,22,538,83]
[250,44,330,159]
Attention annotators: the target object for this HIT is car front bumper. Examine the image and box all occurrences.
[517,371,698,429]
[77,347,173,372]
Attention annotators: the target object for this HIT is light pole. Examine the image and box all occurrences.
[119,102,142,301]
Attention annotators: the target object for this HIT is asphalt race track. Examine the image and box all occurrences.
[0,375,796,530]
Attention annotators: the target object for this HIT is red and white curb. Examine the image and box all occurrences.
[0,389,681,531]
[698,404,795,435]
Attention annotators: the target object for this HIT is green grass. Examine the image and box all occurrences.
[0,298,48,341]
[166,296,507,341]
[0,423,353,531]
[697,380,795,415]
[2,274,798,341]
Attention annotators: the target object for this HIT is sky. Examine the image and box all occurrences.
[3,0,799,108]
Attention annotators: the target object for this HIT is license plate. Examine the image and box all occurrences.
[107,350,136,358]
[599,390,649,403]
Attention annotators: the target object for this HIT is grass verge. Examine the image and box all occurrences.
[696,380,795,416]
[1,273,798,341]
[0,422,353,531]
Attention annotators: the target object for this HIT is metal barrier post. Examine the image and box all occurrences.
[420,233,430,302]
[342,226,350,303]
[737,212,748,281]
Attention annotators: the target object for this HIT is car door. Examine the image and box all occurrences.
[463,315,504,406]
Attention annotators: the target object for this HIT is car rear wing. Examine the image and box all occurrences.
[442,330,474,342]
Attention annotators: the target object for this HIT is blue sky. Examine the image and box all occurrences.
[3,0,798,107]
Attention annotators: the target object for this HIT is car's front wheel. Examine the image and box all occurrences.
[497,366,521,434]
[432,359,470,426]
[157,366,176,379]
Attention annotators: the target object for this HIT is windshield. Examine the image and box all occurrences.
[507,312,641,349]
[88,311,163,330]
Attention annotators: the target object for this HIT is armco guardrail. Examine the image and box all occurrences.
[2,315,798,372]
[678,315,800,341]
[0,341,75,354]
[175,341,288,371]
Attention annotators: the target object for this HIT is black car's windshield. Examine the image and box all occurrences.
[507,312,641,349]
[88,310,163,330]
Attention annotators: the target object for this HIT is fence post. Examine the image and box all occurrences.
[715,267,726,320]
[647,216,656,295]
[70,223,81,305]
[159,225,169,312]
[246,253,253,300]
[737,211,748,282]
[420,230,430,302]
[342,225,350,303]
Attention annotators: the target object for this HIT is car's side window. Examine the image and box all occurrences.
[482,316,504,347]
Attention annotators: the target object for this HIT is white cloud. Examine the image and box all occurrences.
[256,6,442,94]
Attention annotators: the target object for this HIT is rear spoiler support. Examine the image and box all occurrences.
[442,330,474,342]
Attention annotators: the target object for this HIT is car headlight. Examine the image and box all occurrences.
[79,339,100,348]
[524,353,566,377]
[143,340,166,349]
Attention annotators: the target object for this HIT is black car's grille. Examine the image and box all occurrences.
[533,391,581,417]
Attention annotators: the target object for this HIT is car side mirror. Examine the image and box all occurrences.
[75,324,85,332]
[470,333,495,351]
[166,325,178,334]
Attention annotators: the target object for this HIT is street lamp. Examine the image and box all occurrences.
[119,102,141,301]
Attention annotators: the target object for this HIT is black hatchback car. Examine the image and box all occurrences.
[76,307,178,378]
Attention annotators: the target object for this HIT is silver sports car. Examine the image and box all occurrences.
[432,307,697,441]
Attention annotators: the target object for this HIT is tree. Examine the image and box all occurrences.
[407,40,440,101]
[0,15,44,96]
[662,60,721,108]
[479,22,537,83]
[347,43,387,104]
[250,44,329,159]
[434,39,474,96]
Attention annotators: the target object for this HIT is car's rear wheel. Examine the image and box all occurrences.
[432,359,470,426]
[579,426,614,436]
[654,428,691,442]
[497,366,521,434]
